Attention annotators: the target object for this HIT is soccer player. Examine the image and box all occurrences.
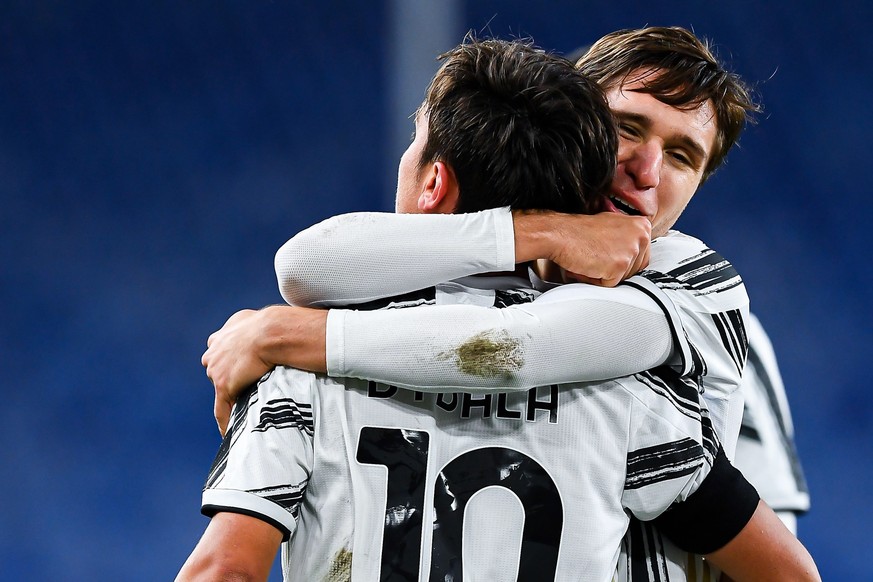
[735,313,810,533]
[180,38,818,581]
[201,27,812,580]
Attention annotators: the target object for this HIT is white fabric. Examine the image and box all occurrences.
[617,521,725,582]
[273,210,761,578]
[202,280,718,581]
[274,207,515,307]
[734,313,810,514]
[323,230,748,457]
[326,284,675,390]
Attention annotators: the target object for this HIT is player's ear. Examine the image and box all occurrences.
[418,161,459,213]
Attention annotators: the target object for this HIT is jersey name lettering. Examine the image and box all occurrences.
[367,382,559,424]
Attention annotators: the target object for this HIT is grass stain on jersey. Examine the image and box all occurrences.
[440,329,524,378]
[324,547,352,582]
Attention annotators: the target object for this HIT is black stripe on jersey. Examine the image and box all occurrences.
[625,518,670,582]
[700,413,720,460]
[744,345,810,496]
[494,288,537,308]
[626,438,705,490]
[739,397,761,442]
[666,249,743,295]
[249,483,306,518]
[634,368,720,460]
[206,384,259,489]
[254,398,314,436]
[635,370,703,419]
[739,416,761,441]
[622,277,694,377]
[688,341,708,379]
[711,309,749,375]
[349,287,437,312]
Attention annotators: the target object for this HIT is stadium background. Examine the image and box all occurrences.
[2,1,870,579]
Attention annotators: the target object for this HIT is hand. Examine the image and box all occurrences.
[514,211,651,287]
[202,305,330,436]
[202,309,271,436]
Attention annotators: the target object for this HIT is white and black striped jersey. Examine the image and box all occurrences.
[324,230,749,457]
[272,209,755,578]
[734,313,809,519]
[201,281,723,582]
[617,316,810,582]
[626,230,750,458]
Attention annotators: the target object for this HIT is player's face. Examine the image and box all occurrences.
[395,113,429,214]
[602,73,718,239]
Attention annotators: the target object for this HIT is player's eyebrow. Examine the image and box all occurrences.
[616,110,709,168]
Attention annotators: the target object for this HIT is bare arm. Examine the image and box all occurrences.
[653,448,820,582]
[512,210,651,286]
[176,512,283,582]
[705,501,820,582]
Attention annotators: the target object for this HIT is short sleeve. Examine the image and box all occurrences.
[201,367,318,540]
[620,373,717,522]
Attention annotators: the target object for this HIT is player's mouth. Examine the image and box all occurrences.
[606,194,643,216]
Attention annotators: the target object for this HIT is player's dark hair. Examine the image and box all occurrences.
[419,35,616,214]
[576,26,761,182]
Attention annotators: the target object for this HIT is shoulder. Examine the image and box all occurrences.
[641,230,748,312]
[246,366,329,430]
[649,231,738,283]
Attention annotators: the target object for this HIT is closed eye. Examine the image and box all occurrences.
[669,150,691,165]
[618,123,641,138]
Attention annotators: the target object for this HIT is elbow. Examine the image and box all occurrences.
[274,237,326,307]
[274,239,307,305]
[176,556,263,582]
[274,215,346,306]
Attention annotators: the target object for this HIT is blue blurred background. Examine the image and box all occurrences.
[2,1,870,579]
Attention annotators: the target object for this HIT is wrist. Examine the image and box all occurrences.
[512,210,561,263]
[259,305,327,373]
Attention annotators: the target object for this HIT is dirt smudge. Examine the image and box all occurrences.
[439,329,524,379]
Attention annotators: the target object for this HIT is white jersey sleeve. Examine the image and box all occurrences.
[201,367,319,539]
[619,372,718,521]
[734,313,810,516]
[626,231,751,457]
[325,282,676,391]
[274,208,515,306]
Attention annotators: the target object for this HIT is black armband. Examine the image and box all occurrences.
[653,447,760,554]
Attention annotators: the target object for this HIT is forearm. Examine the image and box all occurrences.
[326,287,674,390]
[274,209,515,306]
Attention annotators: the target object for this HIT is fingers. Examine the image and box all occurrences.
[564,273,622,288]
[637,240,651,272]
[203,308,262,437]
[214,396,232,437]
